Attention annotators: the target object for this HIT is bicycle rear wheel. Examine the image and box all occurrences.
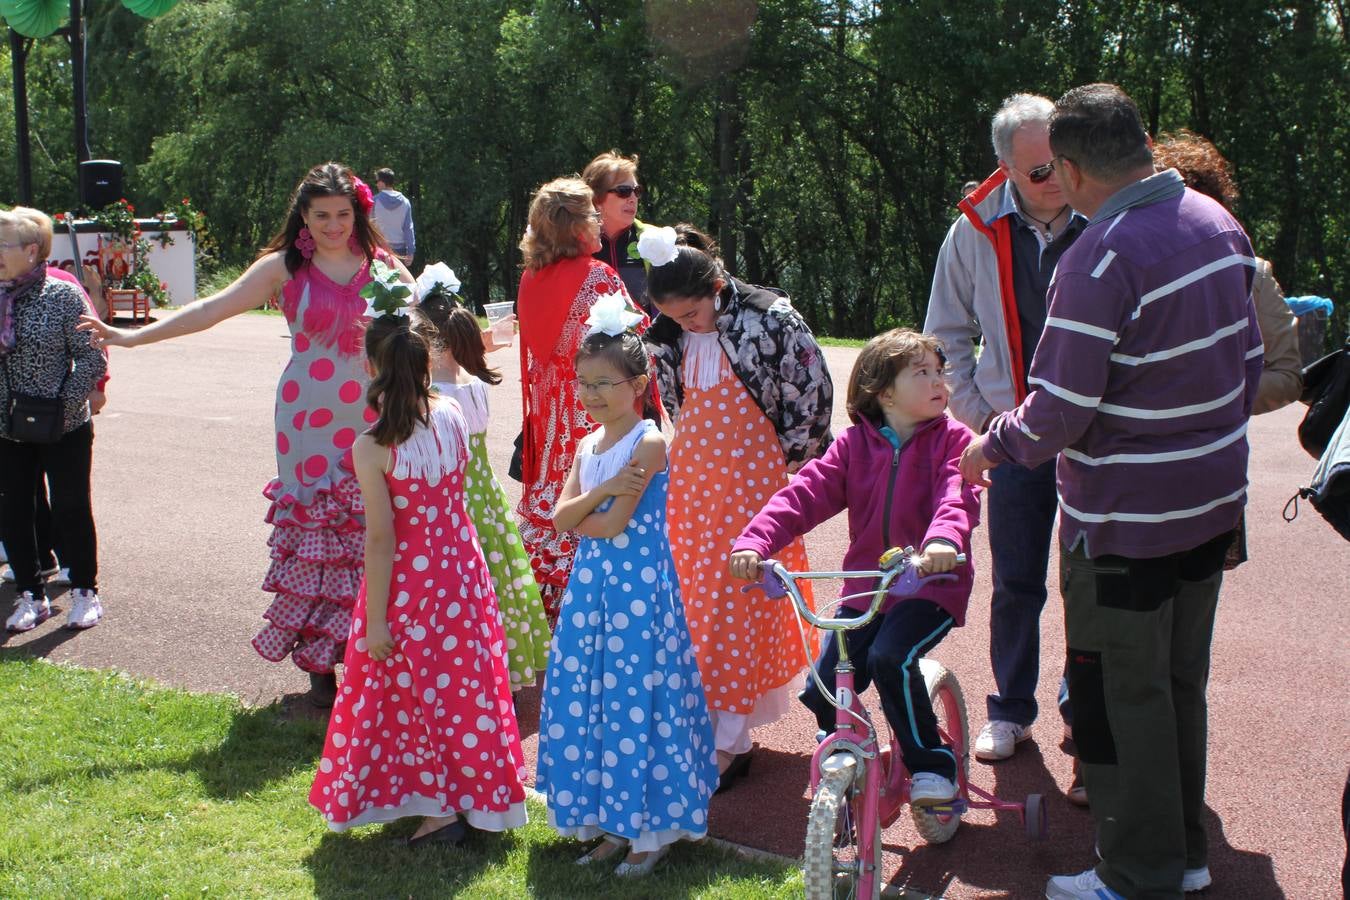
[804,754,882,900]
[911,659,968,844]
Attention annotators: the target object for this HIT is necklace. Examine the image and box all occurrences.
[1024,204,1069,241]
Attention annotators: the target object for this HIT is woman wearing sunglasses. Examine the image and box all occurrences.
[515,176,649,627]
[582,151,659,311]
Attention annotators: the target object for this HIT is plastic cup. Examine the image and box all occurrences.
[484,302,513,323]
[487,304,515,346]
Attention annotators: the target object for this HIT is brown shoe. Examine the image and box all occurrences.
[1067,759,1089,807]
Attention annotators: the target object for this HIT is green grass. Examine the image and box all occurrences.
[0,654,799,899]
[816,336,868,349]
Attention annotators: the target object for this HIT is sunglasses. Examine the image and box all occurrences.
[1018,161,1056,184]
[607,183,643,200]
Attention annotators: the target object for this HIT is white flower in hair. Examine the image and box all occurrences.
[637,225,679,267]
[416,261,461,299]
[586,293,644,337]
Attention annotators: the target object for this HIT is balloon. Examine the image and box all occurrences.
[0,0,68,38]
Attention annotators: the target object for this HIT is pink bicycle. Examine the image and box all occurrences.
[747,547,1048,900]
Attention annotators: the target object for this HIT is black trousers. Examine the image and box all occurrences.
[800,598,957,780]
[0,423,97,597]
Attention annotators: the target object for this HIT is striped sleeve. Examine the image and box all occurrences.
[984,263,1130,468]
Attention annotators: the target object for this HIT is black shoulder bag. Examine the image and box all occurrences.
[1298,338,1350,459]
[4,358,69,444]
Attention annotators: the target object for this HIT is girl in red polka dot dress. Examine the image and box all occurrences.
[309,309,528,844]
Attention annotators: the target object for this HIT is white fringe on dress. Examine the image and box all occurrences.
[680,330,725,392]
[578,419,655,493]
[391,397,467,483]
[432,378,490,436]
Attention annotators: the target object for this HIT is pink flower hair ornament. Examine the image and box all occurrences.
[351,177,375,215]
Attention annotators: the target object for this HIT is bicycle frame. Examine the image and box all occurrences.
[751,548,962,893]
[749,548,1046,896]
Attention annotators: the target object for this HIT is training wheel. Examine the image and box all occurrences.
[1024,793,1048,840]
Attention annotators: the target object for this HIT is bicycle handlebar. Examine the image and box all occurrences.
[742,547,967,634]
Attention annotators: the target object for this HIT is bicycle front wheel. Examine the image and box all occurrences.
[803,754,882,900]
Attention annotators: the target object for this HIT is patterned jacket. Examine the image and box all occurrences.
[645,277,833,468]
[0,275,107,440]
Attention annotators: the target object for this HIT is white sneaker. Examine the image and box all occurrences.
[1045,869,1125,899]
[1182,866,1211,892]
[6,592,52,633]
[1094,842,1210,893]
[1,564,60,584]
[909,771,959,805]
[66,589,103,630]
[975,720,1032,761]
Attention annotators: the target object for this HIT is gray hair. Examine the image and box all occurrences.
[991,93,1055,162]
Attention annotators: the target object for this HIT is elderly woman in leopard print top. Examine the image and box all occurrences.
[0,207,107,633]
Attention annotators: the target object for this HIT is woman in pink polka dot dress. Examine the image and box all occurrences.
[644,226,834,788]
[310,312,526,844]
[81,163,411,705]
[251,260,377,680]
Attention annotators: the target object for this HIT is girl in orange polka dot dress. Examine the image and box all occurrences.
[644,225,835,787]
[310,310,527,845]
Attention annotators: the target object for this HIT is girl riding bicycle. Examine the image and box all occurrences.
[730,329,981,806]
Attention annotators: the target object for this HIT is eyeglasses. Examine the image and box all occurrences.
[607,183,643,200]
[1013,161,1057,184]
[586,211,603,223]
[573,375,640,395]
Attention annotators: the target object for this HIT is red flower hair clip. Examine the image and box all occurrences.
[351,177,375,216]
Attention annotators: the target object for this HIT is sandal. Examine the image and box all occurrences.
[615,844,670,878]
[576,834,628,866]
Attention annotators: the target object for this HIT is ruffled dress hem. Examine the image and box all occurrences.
[545,809,706,853]
[252,462,366,672]
[710,673,801,755]
[323,795,528,833]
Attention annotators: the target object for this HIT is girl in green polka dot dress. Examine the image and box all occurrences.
[417,292,551,690]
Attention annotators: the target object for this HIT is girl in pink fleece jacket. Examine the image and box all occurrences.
[730,329,981,805]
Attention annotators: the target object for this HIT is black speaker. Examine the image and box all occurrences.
[79,159,124,210]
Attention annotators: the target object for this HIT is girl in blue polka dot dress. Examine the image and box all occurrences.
[537,305,717,878]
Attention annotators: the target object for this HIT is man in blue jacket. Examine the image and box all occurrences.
[372,168,416,266]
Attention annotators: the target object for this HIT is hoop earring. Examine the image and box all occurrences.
[713,293,723,312]
[295,227,316,260]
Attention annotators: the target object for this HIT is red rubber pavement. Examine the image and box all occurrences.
[4,313,1345,897]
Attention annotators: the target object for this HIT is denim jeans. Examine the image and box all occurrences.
[799,599,957,781]
[985,457,1060,726]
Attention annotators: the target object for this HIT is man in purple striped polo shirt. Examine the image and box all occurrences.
[959,84,1262,900]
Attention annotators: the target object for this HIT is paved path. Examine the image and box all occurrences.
[4,312,1346,897]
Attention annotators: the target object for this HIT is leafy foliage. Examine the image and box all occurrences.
[2,0,1347,345]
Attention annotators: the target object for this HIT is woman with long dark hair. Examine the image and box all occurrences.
[81,162,412,705]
